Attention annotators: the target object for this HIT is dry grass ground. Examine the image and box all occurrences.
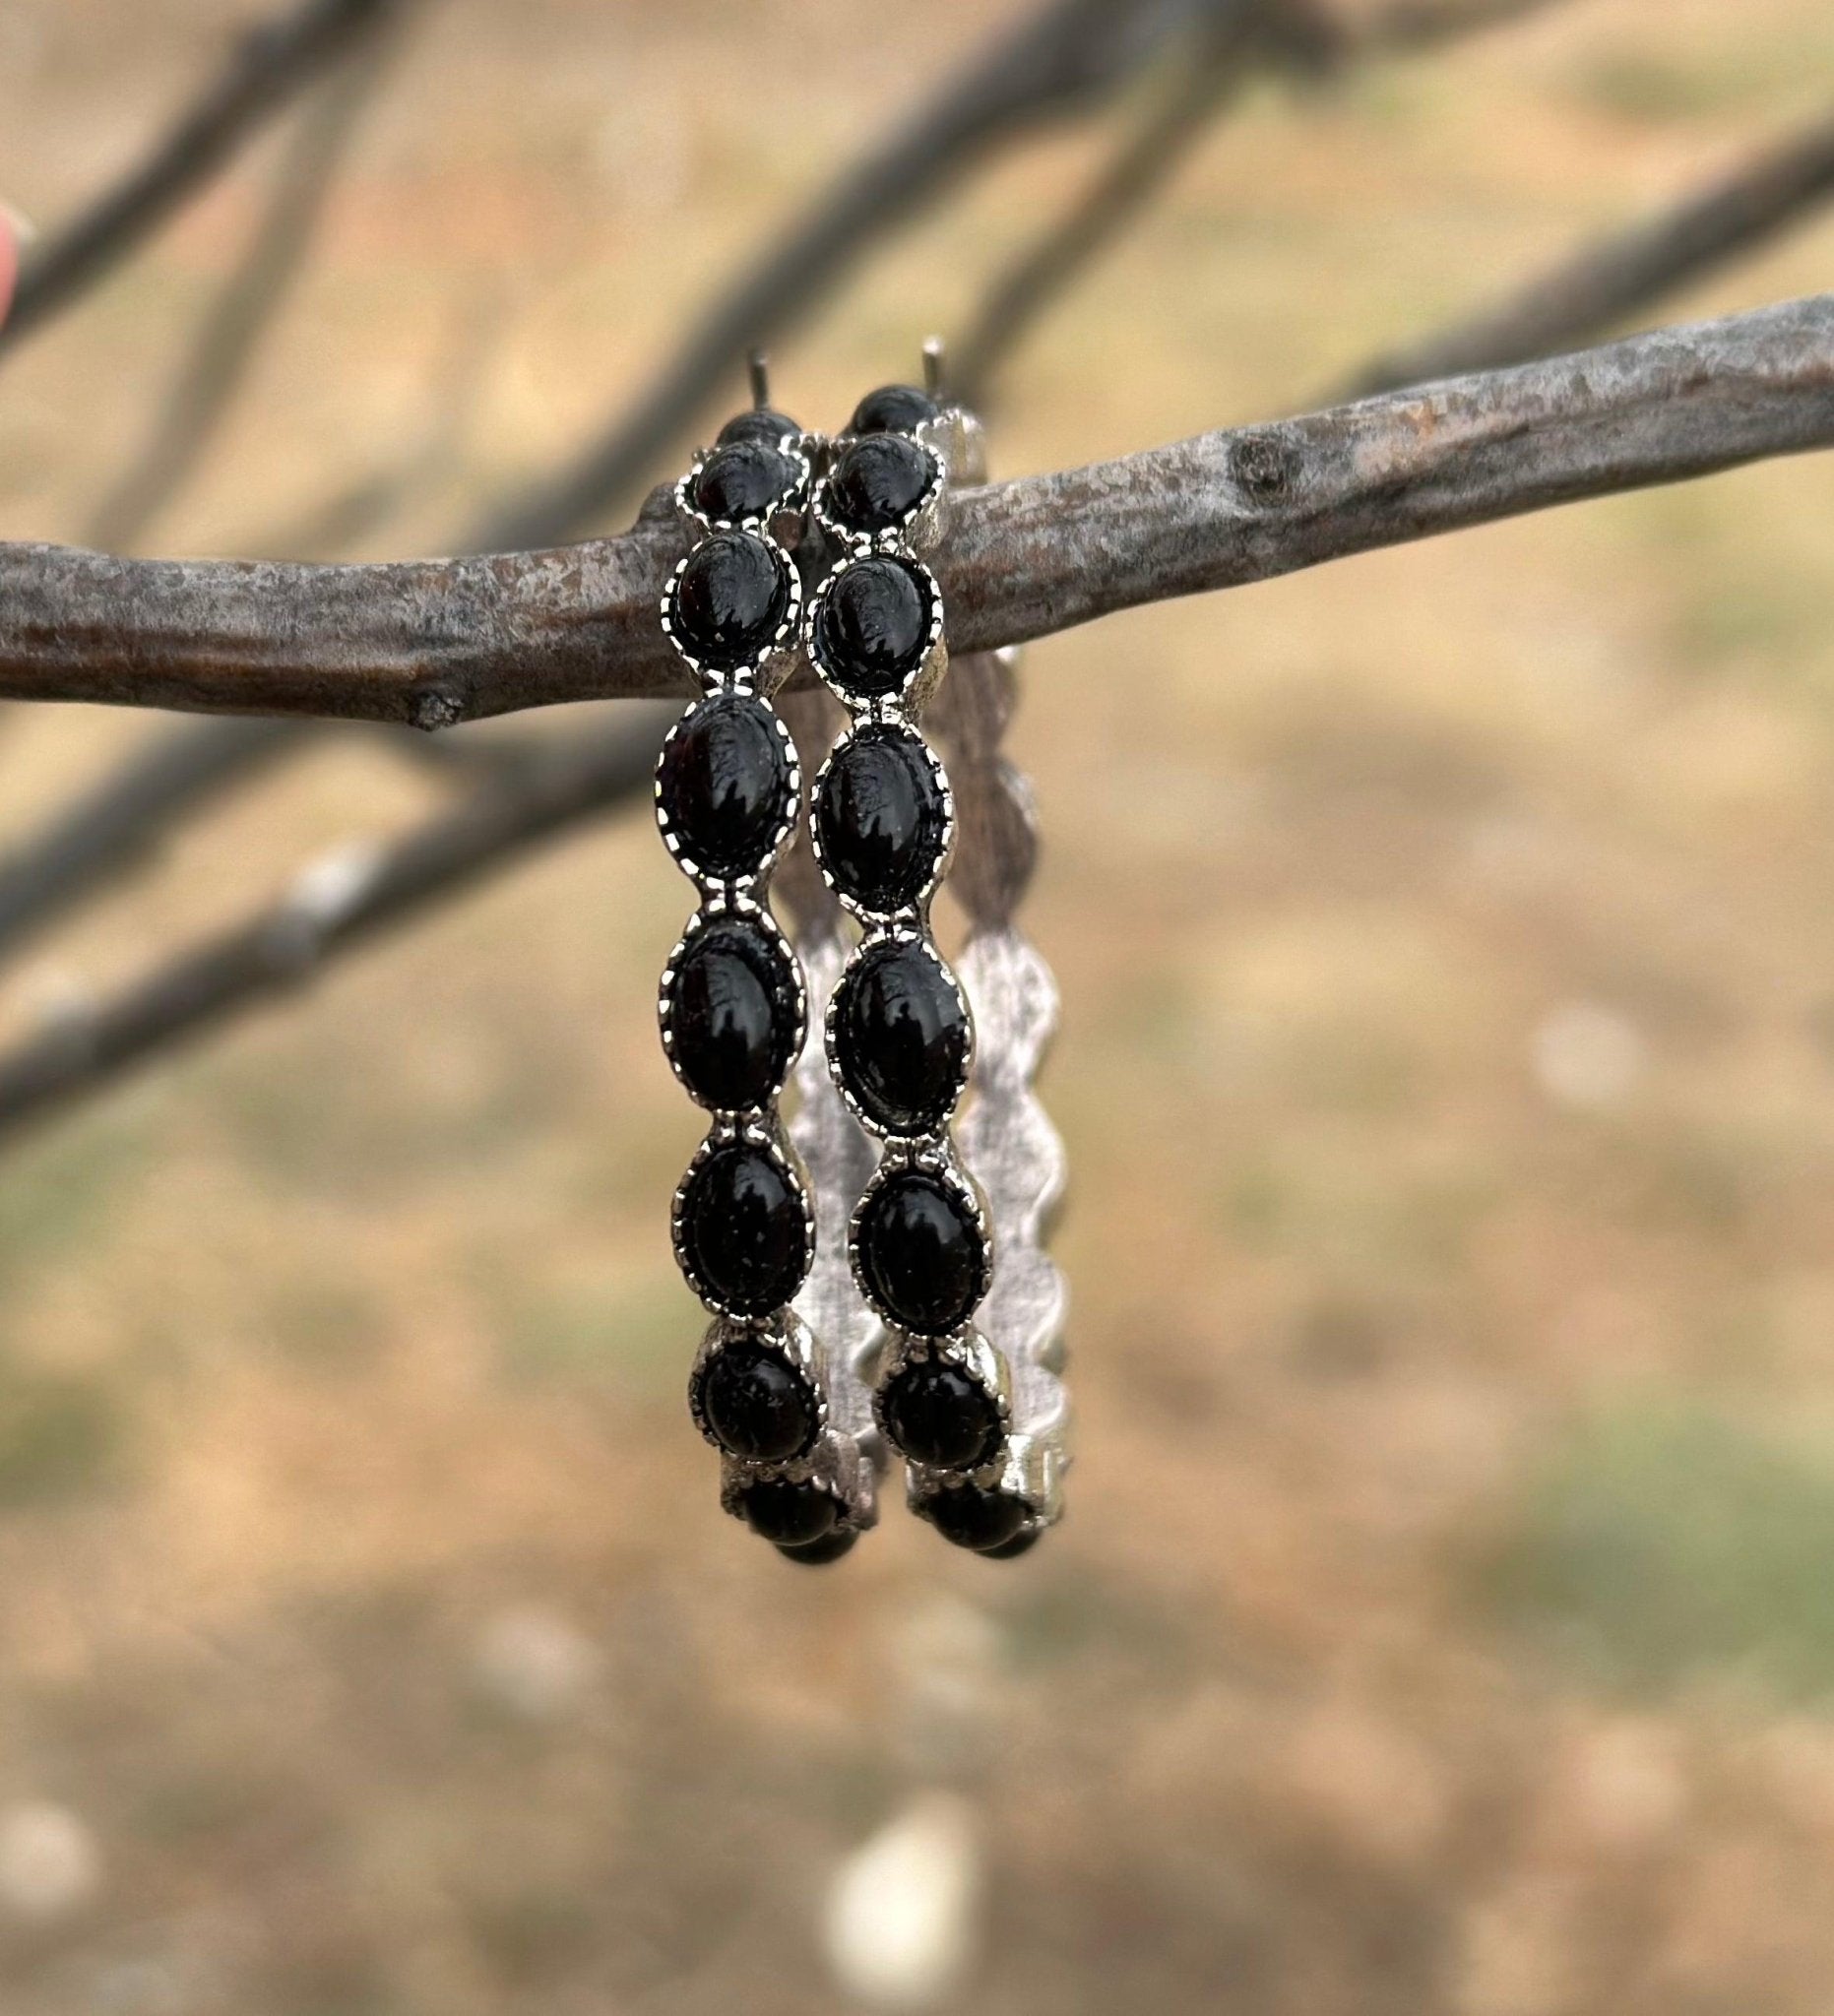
[2,1,1834,2010]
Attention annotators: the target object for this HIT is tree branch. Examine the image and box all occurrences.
[0,712,670,1142]
[0,296,1826,724]
[1,0,404,356]
[1349,102,1834,396]
[82,36,398,553]
[2,276,1822,1147]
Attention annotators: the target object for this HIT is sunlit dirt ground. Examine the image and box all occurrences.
[2,2,1834,2010]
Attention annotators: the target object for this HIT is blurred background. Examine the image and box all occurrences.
[3,0,1834,2010]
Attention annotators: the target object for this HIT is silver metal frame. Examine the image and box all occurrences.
[805,718,956,925]
[657,531,805,693]
[667,1116,816,1324]
[785,921,886,1539]
[803,551,949,718]
[674,435,814,542]
[653,691,802,891]
[822,923,975,1142]
[686,1308,827,1460]
[656,892,808,1115]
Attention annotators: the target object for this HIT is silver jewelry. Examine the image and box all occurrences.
[803,357,1067,1553]
[654,369,877,1563]
[932,641,1070,1557]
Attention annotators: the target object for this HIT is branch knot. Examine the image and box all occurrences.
[1229,428,1299,506]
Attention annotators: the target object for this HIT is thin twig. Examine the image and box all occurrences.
[950,0,1570,404]
[0,711,671,1141]
[0,296,1825,724]
[0,720,321,959]
[951,19,1262,406]
[4,284,1825,1145]
[1349,101,1834,396]
[0,714,543,964]
[1363,0,1569,47]
[1,0,403,356]
[478,0,1254,551]
[83,35,399,553]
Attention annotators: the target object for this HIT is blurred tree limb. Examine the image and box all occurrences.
[0,0,405,357]
[83,36,400,554]
[1347,100,1834,396]
[952,0,1573,403]
[0,713,538,964]
[480,0,1261,551]
[0,296,1826,724]
[0,710,670,1142]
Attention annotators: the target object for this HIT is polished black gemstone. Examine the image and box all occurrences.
[828,433,934,535]
[981,1526,1043,1560]
[881,1358,1000,1470]
[926,1485,1030,1553]
[679,1142,810,1316]
[833,939,969,1136]
[855,1169,985,1334]
[851,384,940,435]
[741,1479,839,1547]
[813,557,932,698]
[778,1528,857,1566]
[718,406,800,447]
[658,692,792,877]
[665,917,798,1110]
[815,727,946,914]
[699,1339,818,1462]
[692,439,800,524]
[669,531,791,670]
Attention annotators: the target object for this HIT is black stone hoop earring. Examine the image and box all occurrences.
[805,362,1066,1555]
[654,367,877,1564]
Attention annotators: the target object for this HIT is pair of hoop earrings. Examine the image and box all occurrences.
[653,357,1068,1565]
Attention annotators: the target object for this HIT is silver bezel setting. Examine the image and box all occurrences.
[659,530,804,693]
[907,1424,1065,1539]
[824,925,974,1143]
[846,1145,993,1338]
[674,435,814,539]
[803,550,947,715]
[670,1118,816,1323]
[716,1419,879,1537]
[687,1308,827,1462]
[871,1326,1011,1474]
[657,893,808,1115]
[811,434,945,553]
[653,689,801,892]
[806,720,956,925]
